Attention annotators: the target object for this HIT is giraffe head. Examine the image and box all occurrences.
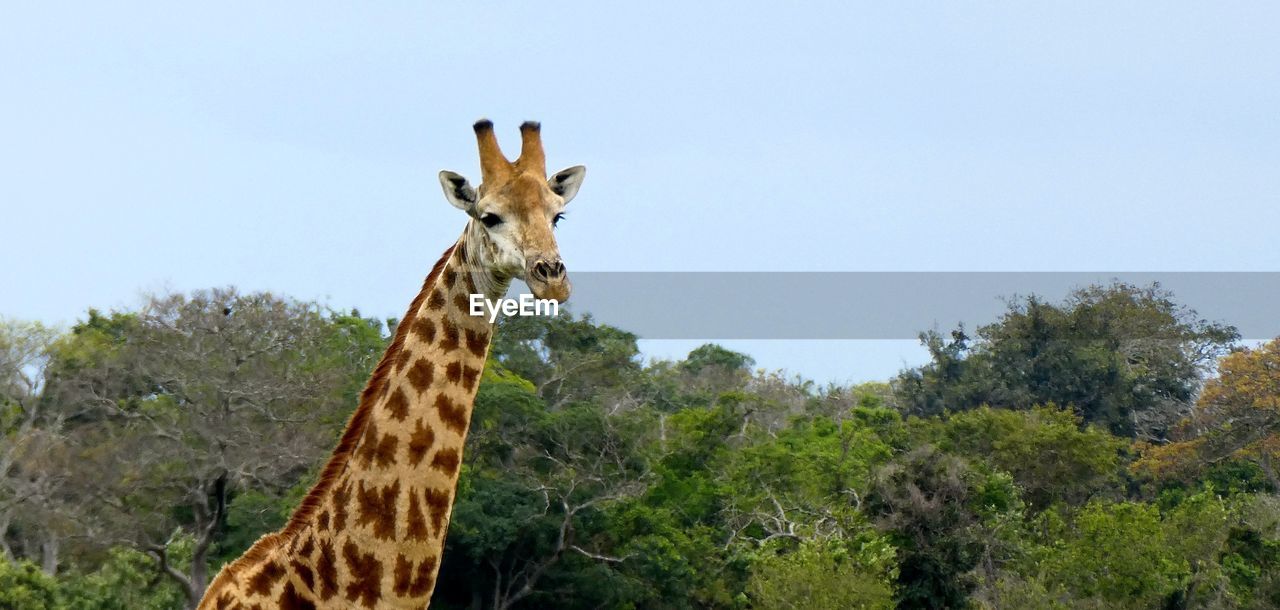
[438,120,586,303]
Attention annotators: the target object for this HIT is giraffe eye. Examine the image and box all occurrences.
[553,213,566,227]
[480,213,503,228]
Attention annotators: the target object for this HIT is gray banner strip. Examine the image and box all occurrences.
[503,272,1280,340]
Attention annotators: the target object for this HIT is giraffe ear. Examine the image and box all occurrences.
[548,166,586,204]
[438,171,477,213]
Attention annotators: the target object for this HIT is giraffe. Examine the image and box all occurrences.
[197,120,586,610]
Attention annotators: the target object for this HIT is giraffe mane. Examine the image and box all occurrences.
[211,244,458,582]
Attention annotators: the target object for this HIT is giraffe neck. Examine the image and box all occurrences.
[325,231,504,605]
[200,227,510,609]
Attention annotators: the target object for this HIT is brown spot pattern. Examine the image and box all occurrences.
[423,487,451,535]
[239,244,466,610]
[427,288,447,310]
[431,448,461,477]
[461,364,481,391]
[411,318,436,344]
[209,243,514,609]
[331,482,350,532]
[395,348,413,373]
[407,419,435,467]
[406,359,434,395]
[453,293,471,313]
[393,555,438,597]
[357,423,398,468]
[316,540,338,600]
[445,361,462,383]
[465,328,489,357]
[357,421,380,464]
[298,535,314,558]
[355,480,401,541]
[279,581,316,610]
[385,386,410,420]
[292,560,315,593]
[405,492,430,541]
[247,560,285,596]
[434,394,469,434]
[392,555,413,596]
[439,318,460,351]
[375,435,400,468]
[342,541,384,608]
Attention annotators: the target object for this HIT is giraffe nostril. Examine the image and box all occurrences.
[532,261,550,281]
[530,260,565,282]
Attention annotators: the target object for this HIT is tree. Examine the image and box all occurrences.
[0,318,69,574]
[865,446,986,609]
[9,283,1280,608]
[896,282,1238,438]
[1162,489,1235,607]
[491,312,642,410]
[59,543,191,609]
[435,362,655,610]
[633,344,756,415]
[681,344,754,376]
[746,539,893,609]
[1134,339,1280,489]
[933,405,1126,509]
[721,410,894,548]
[0,555,60,609]
[1037,501,1186,608]
[39,289,382,608]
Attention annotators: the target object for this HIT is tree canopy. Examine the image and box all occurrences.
[2,283,1278,609]
[894,282,1238,439]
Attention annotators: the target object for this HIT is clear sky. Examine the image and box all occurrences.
[3,3,1278,384]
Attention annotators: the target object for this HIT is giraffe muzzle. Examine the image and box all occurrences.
[526,257,571,303]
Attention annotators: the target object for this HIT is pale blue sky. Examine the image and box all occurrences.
[3,3,1278,383]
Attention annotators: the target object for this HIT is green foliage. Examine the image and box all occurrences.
[895,282,1238,437]
[0,557,59,610]
[933,405,1126,509]
[1037,500,1187,608]
[723,413,894,548]
[737,414,892,497]
[315,308,389,425]
[680,344,754,375]
[492,311,642,407]
[972,574,1074,610]
[466,360,548,466]
[608,501,740,608]
[1166,490,1233,575]
[0,549,185,610]
[58,547,188,610]
[3,291,387,608]
[866,446,987,609]
[5,287,1280,609]
[210,487,294,567]
[747,539,893,609]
